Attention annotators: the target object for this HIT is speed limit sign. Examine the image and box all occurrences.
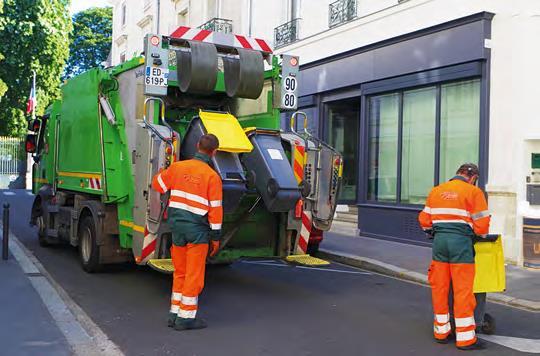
[281,55,299,110]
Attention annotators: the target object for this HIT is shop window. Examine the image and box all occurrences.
[401,87,436,204]
[367,78,480,205]
[440,80,481,182]
[326,99,360,201]
[368,93,399,202]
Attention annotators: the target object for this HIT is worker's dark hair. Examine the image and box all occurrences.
[198,134,219,154]
[456,163,480,178]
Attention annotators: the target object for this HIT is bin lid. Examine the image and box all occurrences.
[199,110,253,153]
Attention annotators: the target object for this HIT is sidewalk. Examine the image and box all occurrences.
[0,252,71,355]
[320,221,540,311]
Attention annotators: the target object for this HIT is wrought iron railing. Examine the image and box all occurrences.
[274,18,300,48]
[329,0,357,28]
[198,18,233,34]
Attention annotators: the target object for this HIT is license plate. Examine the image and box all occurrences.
[145,66,168,87]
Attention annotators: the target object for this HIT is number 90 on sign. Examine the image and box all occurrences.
[284,76,297,92]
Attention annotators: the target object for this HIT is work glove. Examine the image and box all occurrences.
[209,240,220,257]
[424,229,434,240]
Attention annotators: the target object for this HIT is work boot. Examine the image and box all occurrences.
[174,317,207,331]
[434,332,455,344]
[457,339,486,351]
[167,313,177,328]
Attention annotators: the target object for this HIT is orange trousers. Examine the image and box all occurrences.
[170,243,209,319]
[428,261,477,347]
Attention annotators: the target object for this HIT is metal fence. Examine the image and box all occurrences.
[199,18,233,33]
[0,136,26,189]
[329,0,357,28]
[274,18,300,48]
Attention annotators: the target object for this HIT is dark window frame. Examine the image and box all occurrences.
[321,94,361,205]
[360,61,487,208]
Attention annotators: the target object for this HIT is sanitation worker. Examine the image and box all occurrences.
[152,134,223,331]
[418,163,490,350]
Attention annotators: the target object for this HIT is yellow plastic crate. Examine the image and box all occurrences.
[199,110,253,153]
[473,235,506,293]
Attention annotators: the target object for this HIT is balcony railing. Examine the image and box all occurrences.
[274,18,300,48]
[198,18,233,34]
[329,0,357,28]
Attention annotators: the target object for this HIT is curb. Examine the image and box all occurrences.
[2,228,124,356]
[318,250,540,312]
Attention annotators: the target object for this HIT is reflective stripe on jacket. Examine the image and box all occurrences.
[418,176,490,236]
[152,153,223,237]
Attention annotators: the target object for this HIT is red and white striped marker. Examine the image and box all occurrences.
[88,178,101,190]
[140,226,158,264]
[170,26,273,54]
[296,210,312,254]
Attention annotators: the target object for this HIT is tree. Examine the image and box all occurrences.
[65,7,112,78]
[0,0,72,136]
[0,0,7,99]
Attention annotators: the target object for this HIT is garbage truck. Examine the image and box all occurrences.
[26,27,343,273]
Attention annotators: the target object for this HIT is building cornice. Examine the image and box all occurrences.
[137,14,153,28]
[299,11,494,71]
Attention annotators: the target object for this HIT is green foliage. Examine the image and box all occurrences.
[0,0,72,137]
[0,0,7,98]
[65,6,112,78]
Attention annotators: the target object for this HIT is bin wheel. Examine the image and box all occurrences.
[481,313,496,335]
[78,215,101,273]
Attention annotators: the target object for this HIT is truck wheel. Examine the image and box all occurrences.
[78,215,101,273]
[36,214,50,247]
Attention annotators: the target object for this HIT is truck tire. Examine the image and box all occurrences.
[78,215,101,273]
[33,199,51,247]
[36,214,50,247]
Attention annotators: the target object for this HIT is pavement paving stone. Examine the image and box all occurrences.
[321,221,540,310]
[0,251,71,356]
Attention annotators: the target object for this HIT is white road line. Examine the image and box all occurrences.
[2,191,15,196]
[296,266,371,275]
[241,261,289,267]
[1,227,124,356]
[240,260,371,274]
[479,335,540,353]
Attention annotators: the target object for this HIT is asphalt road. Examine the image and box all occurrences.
[3,190,540,356]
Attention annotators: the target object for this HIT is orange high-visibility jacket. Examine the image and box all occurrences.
[152,154,223,233]
[418,176,490,236]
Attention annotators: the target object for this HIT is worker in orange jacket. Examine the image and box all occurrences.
[418,163,490,350]
[152,134,223,331]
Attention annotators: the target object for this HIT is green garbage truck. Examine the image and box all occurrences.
[26,28,343,273]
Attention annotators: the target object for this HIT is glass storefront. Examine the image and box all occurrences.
[440,80,481,182]
[367,78,481,205]
[401,87,437,204]
[368,93,399,202]
[326,99,360,201]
